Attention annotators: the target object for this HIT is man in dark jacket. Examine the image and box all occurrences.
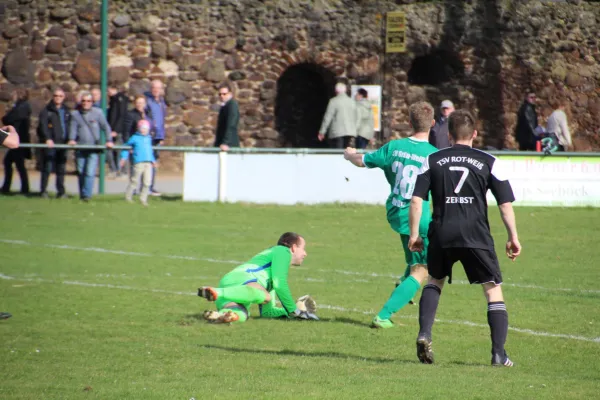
[38,88,71,198]
[1,88,31,194]
[515,92,538,151]
[107,86,129,177]
[214,83,240,151]
[428,100,454,149]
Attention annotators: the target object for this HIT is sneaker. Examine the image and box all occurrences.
[0,312,12,320]
[141,200,148,207]
[150,191,162,197]
[203,310,239,324]
[492,351,514,367]
[56,193,69,199]
[371,316,394,329]
[198,287,218,301]
[40,192,49,199]
[416,336,435,364]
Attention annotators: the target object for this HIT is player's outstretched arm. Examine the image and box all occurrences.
[408,197,424,252]
[498,202,521,261]
[343,147,365,167]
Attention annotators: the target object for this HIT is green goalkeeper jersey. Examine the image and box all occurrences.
[230,245,296,313]
[363,136,437,235]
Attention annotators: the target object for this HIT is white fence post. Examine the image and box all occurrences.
[217,151,227,202]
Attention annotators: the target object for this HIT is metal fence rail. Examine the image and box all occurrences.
[14,144,600,157]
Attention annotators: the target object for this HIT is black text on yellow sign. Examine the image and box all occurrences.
[386,11,406,53]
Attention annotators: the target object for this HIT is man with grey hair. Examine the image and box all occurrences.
[429,100,454,149]
[318,82,357,149]
[68,91,114,201]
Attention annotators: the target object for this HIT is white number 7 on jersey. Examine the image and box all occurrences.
[449,166,469,193]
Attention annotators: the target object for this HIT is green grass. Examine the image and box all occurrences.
[0,196,599,399]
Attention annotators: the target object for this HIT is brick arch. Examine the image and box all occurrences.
[274,61,338,148]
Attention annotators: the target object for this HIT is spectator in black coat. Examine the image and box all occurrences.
[107,86,130,177]
[37,88,71,198]
[1,88,31,194]
[515,92,539,151]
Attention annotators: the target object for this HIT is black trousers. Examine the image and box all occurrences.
[40,150,67,196]
[2,150,29,193]
[327,136,353,149]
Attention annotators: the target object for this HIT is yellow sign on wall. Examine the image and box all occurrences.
[386,11,406,53]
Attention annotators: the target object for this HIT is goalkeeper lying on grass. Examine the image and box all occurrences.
[198,232,318,324]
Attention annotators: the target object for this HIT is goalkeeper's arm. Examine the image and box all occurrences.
[259,290,288,319]
[270,247,297,315]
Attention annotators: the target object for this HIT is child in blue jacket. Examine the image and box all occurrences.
[120,119,155,206]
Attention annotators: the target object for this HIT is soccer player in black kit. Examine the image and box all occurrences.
[408,110,522,367]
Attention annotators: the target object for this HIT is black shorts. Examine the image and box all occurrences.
[427,242,503,285]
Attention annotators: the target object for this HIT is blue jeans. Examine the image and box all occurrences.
[76,151,99,199]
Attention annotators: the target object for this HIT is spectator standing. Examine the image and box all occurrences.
[214,83,240,151]
[120,119,155,207]
[144,80,166,196]
[107,86,129,177]
[429,100,454,149]
[354,88,375,150]
[546,100,572,152]
[38,88,71,199]
[318,82,357,149]
[1,88,31,194]
[91,87,102,108]
[68,91,113,202]
[515,92,538,151]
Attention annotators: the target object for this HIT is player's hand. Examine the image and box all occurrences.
[291,309,319,321]
[317,133,325,142]
[408,235,424,252]
[506,238,521,261]
[343,147,357,160]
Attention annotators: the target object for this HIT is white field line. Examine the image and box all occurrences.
[1,239,598,294]
[1,272,598,344]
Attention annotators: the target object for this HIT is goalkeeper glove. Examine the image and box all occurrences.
[291,308,319,321]
[295,295,317,314]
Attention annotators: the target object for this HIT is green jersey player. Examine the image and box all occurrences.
[344,101,438,329]
[198,232,315,323]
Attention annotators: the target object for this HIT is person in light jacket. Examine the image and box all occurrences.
[318,82,357,149]
[68,91,113,201]
[354,88,375,149]
[546,100,572,151]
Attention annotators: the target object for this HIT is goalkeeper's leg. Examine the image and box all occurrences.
[199,272,270,306]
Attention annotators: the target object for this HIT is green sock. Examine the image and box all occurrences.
[377,276,421,320]
[221,308,248,323]
[216,285,266,305]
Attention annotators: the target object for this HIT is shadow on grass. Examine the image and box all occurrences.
[201,344,420,365]
[183,314,372,328]
[157,195,183,202]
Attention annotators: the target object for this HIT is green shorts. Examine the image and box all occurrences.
[215,270,260,312]
[400,234,428,277]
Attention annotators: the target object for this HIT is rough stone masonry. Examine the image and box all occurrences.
[0,0,599,171]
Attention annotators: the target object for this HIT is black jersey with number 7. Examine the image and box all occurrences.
[413,144,515,250]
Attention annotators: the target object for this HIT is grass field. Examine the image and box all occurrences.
[0,196,599,399]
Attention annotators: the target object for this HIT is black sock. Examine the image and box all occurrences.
[487,301,508,355]
[418,284,442,339]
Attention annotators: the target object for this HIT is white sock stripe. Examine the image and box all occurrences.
[488,305,507,311]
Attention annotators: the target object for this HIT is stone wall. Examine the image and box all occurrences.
[1,0,599,171]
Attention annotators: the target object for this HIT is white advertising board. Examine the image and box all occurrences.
[183,153,600,207]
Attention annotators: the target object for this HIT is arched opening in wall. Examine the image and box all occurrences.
[407,50,465,85]
[275,63,337,148]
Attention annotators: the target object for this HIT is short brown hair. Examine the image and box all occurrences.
[277,232,303,248]
[218,83,232,93]
[408,101,434,133]
[448,110,476,141]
